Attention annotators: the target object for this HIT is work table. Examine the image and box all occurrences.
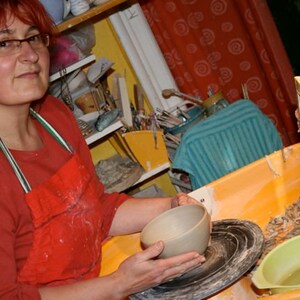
[100,143,300,299]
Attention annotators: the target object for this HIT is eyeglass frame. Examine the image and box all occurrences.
[0,33,50,57]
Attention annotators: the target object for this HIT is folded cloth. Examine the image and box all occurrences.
[95,154,143,192]
[172,99,283,190]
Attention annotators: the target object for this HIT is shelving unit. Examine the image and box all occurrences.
[54,1,171,191]
[79,110,170,187]
[57,0,127,32]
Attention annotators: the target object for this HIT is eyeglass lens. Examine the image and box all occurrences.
[0,34,49,57]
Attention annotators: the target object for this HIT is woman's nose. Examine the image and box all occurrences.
[18,41,39,62]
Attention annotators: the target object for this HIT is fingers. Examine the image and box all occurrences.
[162,251,206,269]
[139,241,164,261]
[171,193,200,207]
[159,252,205,281]
[177,193,200,206]
[118,247,205,294]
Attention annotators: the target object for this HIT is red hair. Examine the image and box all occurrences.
[0,0,57,43]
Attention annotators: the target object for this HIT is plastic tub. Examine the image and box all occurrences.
[164,105,206,135]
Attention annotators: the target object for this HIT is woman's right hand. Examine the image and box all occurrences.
[112,241,205,298]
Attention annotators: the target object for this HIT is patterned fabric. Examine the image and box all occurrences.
[141,0,299,145]
[172,100,282,189]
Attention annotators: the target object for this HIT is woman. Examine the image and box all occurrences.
[0,1,205,299]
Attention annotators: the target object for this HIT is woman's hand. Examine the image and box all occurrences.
[171,192,200,208]
[112,241,205,298]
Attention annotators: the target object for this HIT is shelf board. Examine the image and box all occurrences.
[133,162,170,186]
[49,54,96,82]
[56,0,128,32]
[86,120,123,144]
[79,111,123,144]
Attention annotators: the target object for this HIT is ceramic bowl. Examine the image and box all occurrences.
[73,86,101,114]
[252,235,300,294]
[39,0,70,24]
[140,204,211,258]
[164,106,206,136]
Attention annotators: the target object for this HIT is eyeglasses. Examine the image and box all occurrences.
[0,33,50,57]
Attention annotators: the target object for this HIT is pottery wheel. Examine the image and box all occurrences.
[130,219,264,300]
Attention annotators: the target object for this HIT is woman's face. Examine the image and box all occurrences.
[0,16,50,106]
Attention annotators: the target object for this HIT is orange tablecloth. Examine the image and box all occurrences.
[101,143,300,299]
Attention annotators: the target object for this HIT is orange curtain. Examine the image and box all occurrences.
[140,0,299,146]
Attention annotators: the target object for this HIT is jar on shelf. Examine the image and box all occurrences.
[72,86,103,115]
[203,91,229,116]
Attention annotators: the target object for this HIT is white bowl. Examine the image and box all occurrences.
[140,204,211,258]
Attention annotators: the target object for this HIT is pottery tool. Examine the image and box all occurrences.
[133,84,144,111]
[177,106,190,120]
[155,115,181,127]
[294,76,300,132]
[76,118,94,137]
[162,88,203,105]
[117,76,133,128]
[156,108,182,123]
[97,77,116,110]
[241,83,249,99]
[59,68,74,111]
[164,132,181,145]
[207,86,214,97]
[111,73,122,110]
[155,108,183,128]
[149,113,158,149]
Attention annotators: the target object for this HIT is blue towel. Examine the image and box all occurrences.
[172,100,283,189]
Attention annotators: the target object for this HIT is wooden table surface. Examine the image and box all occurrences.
[101,143,300,299]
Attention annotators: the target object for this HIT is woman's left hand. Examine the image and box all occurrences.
[171,192,200,208]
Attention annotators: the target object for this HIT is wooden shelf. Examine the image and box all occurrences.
[79,112,170,189]
[79,112,123,145]
[57,0,128,32]
[85,120,123,145]
[49,54,96,82]
[116,162,170,192]
[134,162,170,186]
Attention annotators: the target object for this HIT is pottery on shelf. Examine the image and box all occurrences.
[39,0,71,24]
[70,0,90,16]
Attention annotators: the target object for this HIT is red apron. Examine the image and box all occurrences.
[0,109,104,286]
